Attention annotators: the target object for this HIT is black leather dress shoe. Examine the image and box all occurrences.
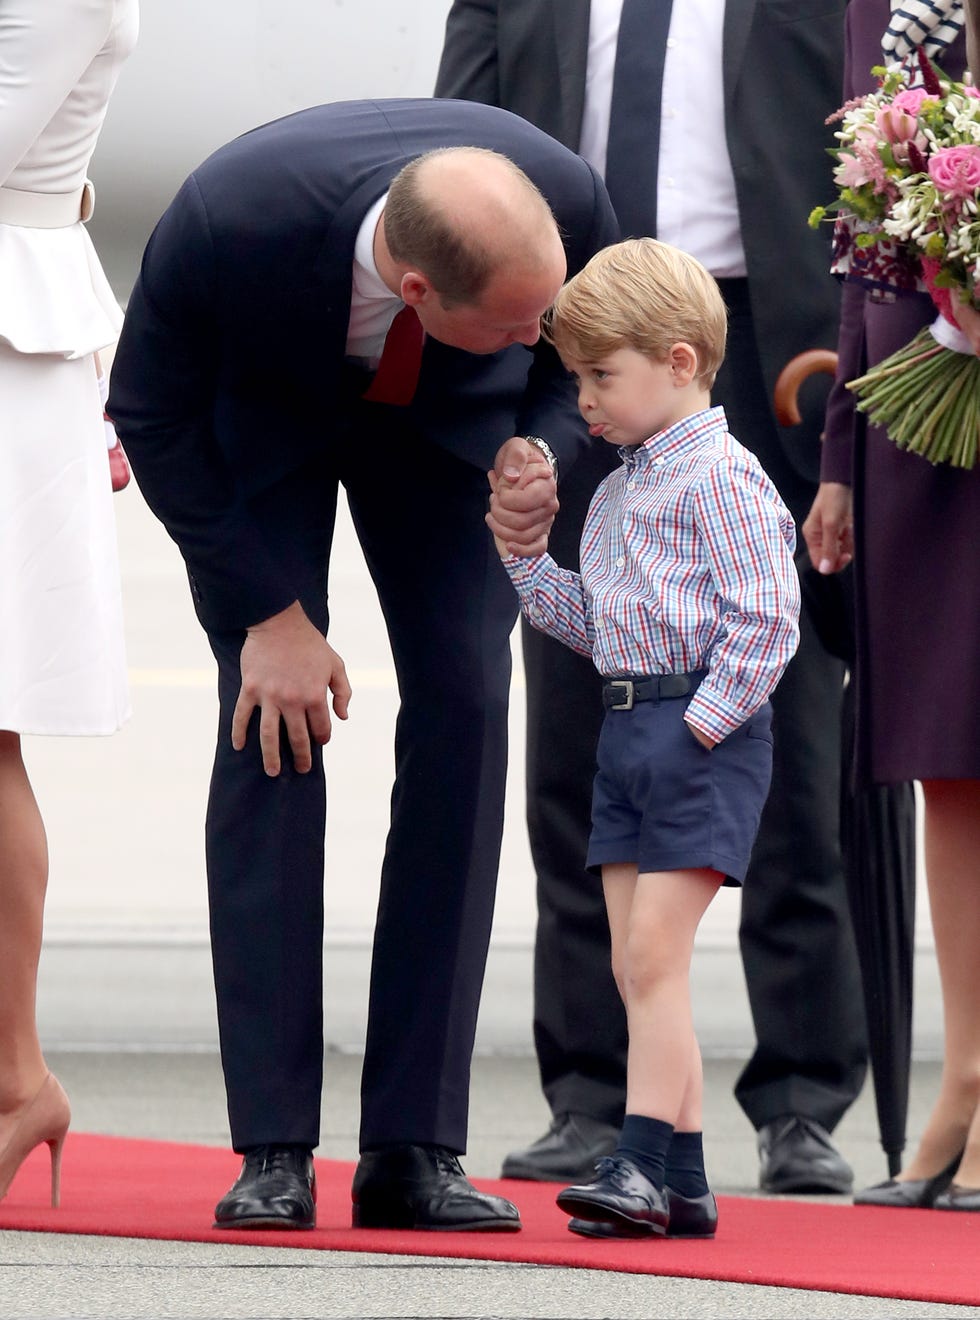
[352,1145,521,1231]
[933,1182,980,1211]
[568,1186,718,1239]
[556,1156,669,1236]
[213,1145,316,1229]
[855,1152,962,1208]
[500,1113,619,1182]
[758,1116,853,1194]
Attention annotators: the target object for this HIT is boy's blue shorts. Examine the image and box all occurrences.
[586,679,773,887]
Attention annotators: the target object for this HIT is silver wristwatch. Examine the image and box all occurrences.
[523,435,558,480]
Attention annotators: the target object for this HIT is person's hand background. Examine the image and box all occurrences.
[803,482,854,575]
[951,299,980,356]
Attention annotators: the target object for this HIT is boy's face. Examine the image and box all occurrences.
[561,345,694,447]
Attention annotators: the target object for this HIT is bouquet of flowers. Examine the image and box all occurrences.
[809,49,980,467]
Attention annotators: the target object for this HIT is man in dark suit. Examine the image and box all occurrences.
[108,98,619,1231]
[436,0,868,1194]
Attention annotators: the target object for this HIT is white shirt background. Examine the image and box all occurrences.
[580,0,747,277]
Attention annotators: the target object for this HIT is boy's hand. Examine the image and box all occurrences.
[486,436,558,556]
[486,471,513,558]
[685,720,716,750]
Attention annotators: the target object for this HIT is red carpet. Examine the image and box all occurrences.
[1,1133,979,1305]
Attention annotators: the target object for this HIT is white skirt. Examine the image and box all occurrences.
[0,343,130,735]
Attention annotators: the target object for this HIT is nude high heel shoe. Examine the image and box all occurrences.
[0,1074,71,1207]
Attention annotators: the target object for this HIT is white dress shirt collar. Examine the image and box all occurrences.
[346,191,402,364]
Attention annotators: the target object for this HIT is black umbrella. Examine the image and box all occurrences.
[776,353,918,1178]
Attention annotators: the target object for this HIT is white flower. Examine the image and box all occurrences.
[947,111,980,143]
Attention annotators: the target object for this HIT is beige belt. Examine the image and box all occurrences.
[0,180,95,228]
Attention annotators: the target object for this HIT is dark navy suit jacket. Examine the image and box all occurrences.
[109,97,618,632]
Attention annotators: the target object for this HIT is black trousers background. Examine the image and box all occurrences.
[523,290,868,1133]
[204,418,518,1155]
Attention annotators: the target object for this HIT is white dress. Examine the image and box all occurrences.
[0,0,137,735]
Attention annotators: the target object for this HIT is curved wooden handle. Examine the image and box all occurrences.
[773,349,838,426]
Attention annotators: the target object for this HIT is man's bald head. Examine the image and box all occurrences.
[383,147,563,308]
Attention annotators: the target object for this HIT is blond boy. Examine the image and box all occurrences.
[489,239,800,1238]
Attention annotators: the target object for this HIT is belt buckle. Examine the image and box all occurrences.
[607,679,635,711]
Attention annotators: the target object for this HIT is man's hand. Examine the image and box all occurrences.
[802,482,854,575]
[486,436,559,556]
[232,601,351,776]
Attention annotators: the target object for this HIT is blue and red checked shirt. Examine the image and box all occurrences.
[503,407,801,744]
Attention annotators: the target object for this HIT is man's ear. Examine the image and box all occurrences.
[669,341,699,386]
[400,272,431,307]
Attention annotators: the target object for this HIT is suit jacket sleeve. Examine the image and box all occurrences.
[434,0,501,104]
[820,279,864,485]
[816,1,861,488]
[108,174,299,633]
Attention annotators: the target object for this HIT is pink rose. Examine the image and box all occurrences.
[965,85,980,100]
[928,145,980,197]
[891,88,934,116]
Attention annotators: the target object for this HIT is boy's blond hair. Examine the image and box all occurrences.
[544,238,727,388]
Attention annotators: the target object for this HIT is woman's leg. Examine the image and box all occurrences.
[899,779,980,1183]
[0,731,49,1125]
[603,863,723,1126]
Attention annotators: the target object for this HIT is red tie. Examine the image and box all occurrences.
[362,305,425,406]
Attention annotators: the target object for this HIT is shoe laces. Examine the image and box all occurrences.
[244,1145,309,1176]
[593,1155,635,1186]
[430,1147,466,1179]
[785,1116,832,1148]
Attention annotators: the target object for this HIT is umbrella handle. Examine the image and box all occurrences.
[773,349,838,426]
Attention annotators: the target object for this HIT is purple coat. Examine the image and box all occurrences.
[821,0,980,783]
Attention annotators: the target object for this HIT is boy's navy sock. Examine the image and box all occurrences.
[666,1130,710,1197]
[614,1114,673,1190]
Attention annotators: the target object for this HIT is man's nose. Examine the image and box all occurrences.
[509,319,541,347]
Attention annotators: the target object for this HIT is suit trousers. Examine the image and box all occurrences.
[203,416,518,1154]
[522,295,868,1133]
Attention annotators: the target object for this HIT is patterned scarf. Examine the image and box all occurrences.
[881,0,965,63]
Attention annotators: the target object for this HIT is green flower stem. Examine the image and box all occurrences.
[847,328,980,468]
[848,344,943,387]
[876,358,953,410]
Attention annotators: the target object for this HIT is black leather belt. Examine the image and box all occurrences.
[601,671,706,711]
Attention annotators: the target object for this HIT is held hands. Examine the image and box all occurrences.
[232,600,352,776]
[486,436,559,557]
[802,482,854,576]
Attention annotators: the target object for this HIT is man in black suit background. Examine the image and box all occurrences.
[436,0,867,1194]
[108,98,619,1231]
